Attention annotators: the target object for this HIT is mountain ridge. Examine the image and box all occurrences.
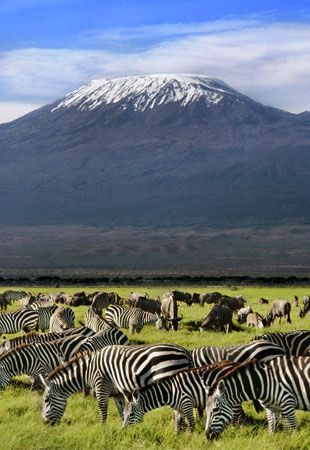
[0,73,309,270]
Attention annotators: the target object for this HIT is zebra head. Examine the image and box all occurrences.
[205,380,232,440]
[122,390,144,427]
[155,314,169,331]
[40,376,67,425]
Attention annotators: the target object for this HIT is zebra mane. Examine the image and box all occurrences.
[208,358,259,393]
[0,342,31,358]
[129,360,237,396]
[46,349,94,380]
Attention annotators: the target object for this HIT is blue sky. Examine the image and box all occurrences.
[0,0,309,122]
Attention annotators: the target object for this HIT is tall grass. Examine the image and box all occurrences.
[0,285,309,450]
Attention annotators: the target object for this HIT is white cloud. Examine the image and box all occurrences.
[1,18,310,122]
[0,101,42,124]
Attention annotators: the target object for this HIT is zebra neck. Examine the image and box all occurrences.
[224,367,263,404]
[51,356,89,395]
[1,346,41,377]
[140,378,173,411]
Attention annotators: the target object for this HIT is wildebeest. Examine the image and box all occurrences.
[172,291,192,306]
[258,297,269,305]
[266,300,291,325]
[246,312,267,328]
[199,292,222,307]
[300,296,310,318]
[199,305,234,333]
[67,291,91,307]
[133,298,162,315]
[161,292,182,331]
[108,292,123,305]
[0,294,9,311]
[218,295,246,312]
[293,295,299,307]
[128,292,149,306]
[236,306,253,324]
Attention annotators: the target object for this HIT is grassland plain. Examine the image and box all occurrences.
[0,285,309,450]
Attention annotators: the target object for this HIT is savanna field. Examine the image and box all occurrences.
[0,285,309,450]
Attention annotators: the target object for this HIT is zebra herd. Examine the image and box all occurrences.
[0,289,309,442]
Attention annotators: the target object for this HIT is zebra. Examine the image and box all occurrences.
[254,330,310,356]
[0,330,100,390]
[123,361,246,432]
[105,305,162,334]
[2,290,29,305]
[35,305,59,332]
[29,298,55,310]
[0,331,64,355]
[205,356,310,439]
[0,341,66,390]
[41,343,193,425]
[0,308,39,335]
[191,340,286,367]
[49,307,75,333]
[84,307,112,332]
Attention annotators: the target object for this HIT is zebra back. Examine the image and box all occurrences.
[191,340,286,367]
[0,331,63,355]
[78,328,130,353]
[2,290,28,304]
[254,330,310,356]
[0,308,39,335]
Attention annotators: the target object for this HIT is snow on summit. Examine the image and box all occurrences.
[52,74,240,112]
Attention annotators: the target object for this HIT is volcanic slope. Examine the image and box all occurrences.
[0,73,309,230]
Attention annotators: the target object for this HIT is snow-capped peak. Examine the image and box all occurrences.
[51,74,240,113]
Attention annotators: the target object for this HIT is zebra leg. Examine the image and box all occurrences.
[266,408,280,433]
[173,410,187,432]
[95,380,110,423]
[197,406,204,420]
[281,402,297,431]
[113,394,125,420]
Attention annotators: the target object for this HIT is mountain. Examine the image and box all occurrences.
[0,74,309,271]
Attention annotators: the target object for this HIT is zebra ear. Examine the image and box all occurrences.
[123,390,133,403]
[39,374,51,388]
[132,389,140,403]
[216,380,225,395]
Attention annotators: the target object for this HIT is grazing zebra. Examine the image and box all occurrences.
[254,330,310,356]
[0,308,39,335]
[84,307,112,332]
[105,305,161,334]
[49,307,75,333]
[2,290,28,305]
[191,340,286,367]
[123,361,246,431]
[0,341,66,390]
[205,356,310,439]
[41,343,193,424]
[0,331,63,355]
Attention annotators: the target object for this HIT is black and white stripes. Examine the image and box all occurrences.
[205,356,310,439]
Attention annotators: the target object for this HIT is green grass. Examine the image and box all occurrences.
[0,285,309,450]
